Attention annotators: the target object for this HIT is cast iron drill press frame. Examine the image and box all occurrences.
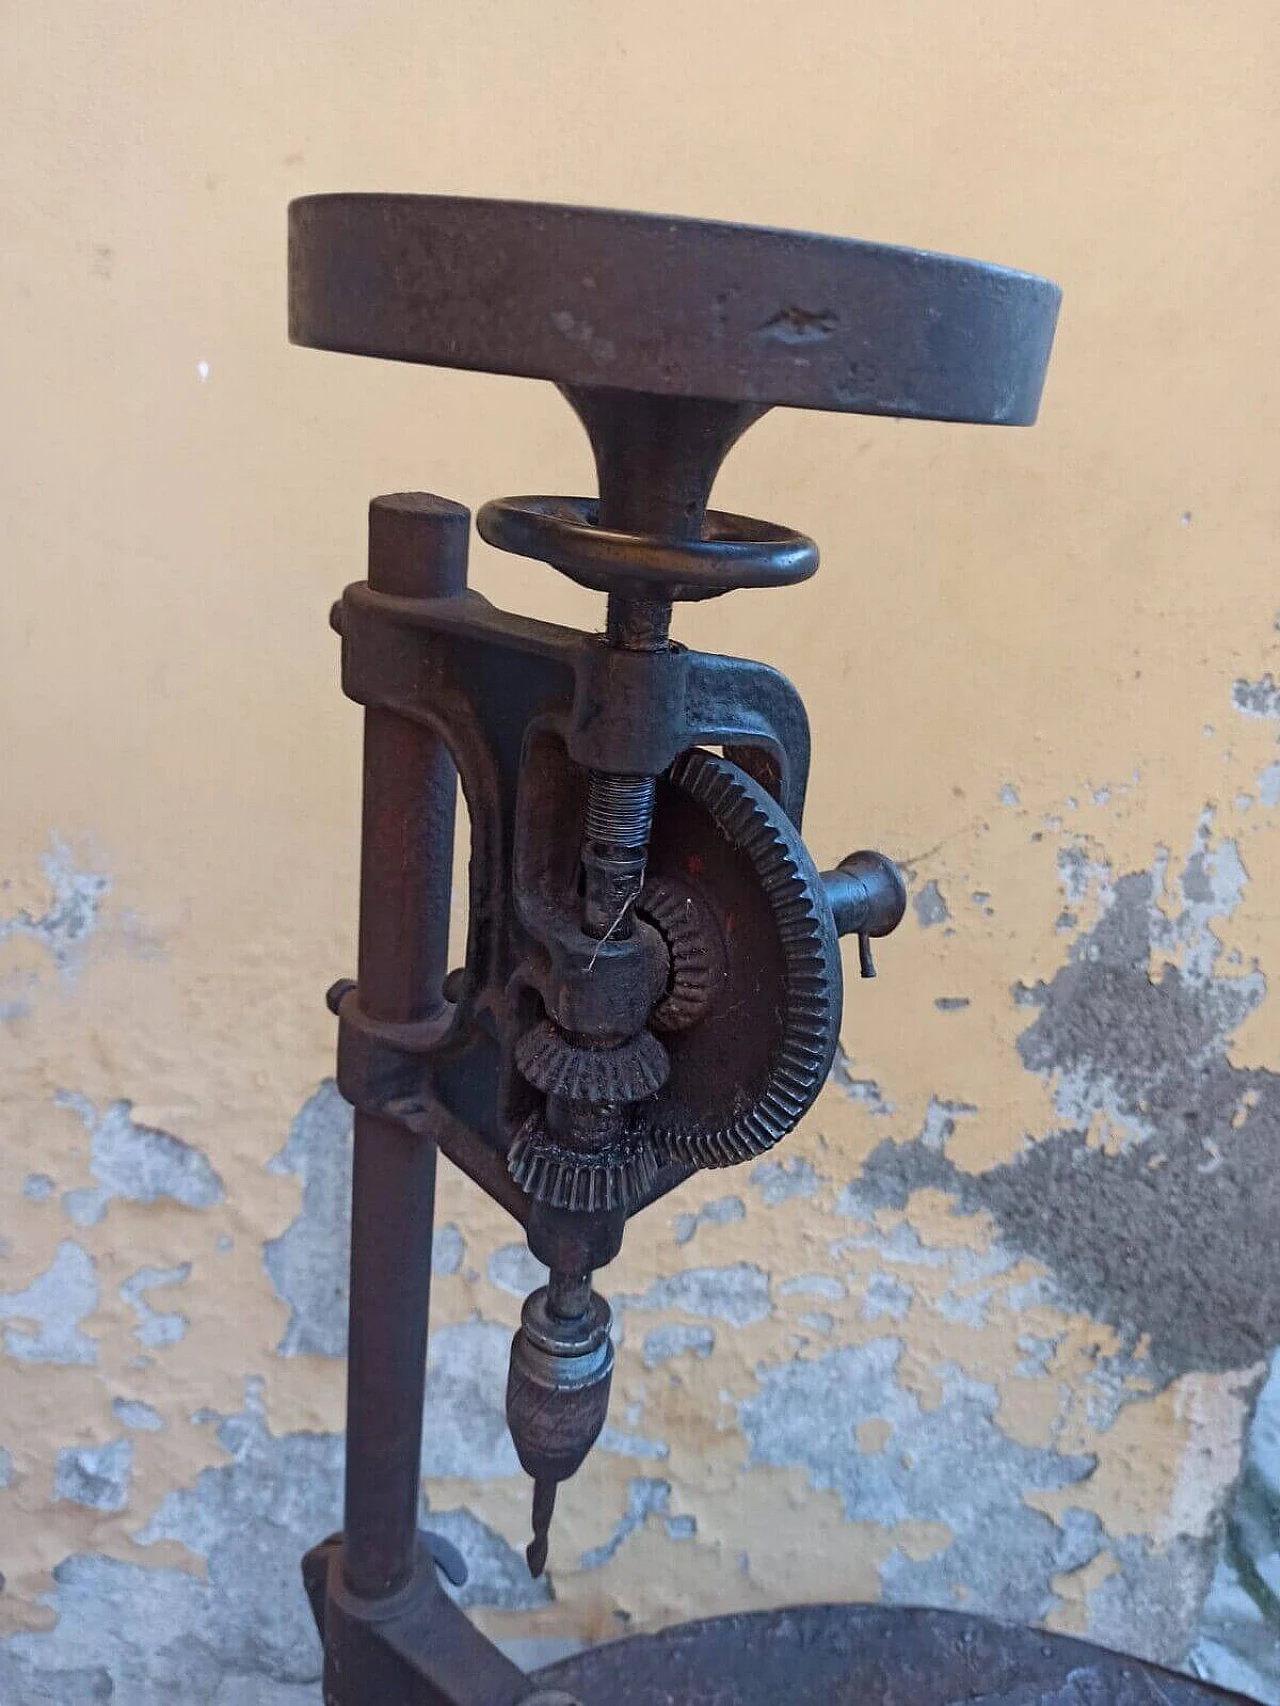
[283,198,1247,1706]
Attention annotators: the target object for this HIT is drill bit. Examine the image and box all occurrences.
[526,1475,557,1577]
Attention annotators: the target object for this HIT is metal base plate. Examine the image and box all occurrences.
[530,1605,1250,1705]
[288,195,1059,424]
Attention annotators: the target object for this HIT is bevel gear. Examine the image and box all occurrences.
[515,1020,669,1103]
[643,748,842,1169]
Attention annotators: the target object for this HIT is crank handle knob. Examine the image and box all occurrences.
[821,851,907,979]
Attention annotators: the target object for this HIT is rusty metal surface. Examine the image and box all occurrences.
[288,194,1060,424]
[286,194,1079,1702]
[532,1605,1254,1704]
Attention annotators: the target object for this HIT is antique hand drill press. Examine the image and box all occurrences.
[284,197,1239,1706]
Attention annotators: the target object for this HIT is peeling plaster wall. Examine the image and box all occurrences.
[2,3,1279,1699]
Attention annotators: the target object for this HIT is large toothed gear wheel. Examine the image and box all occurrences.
[640,748,842,1168]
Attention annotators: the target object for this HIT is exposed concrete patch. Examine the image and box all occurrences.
[777,1273,845,1302]
[997,828,1278,1376]
[739,1336,1097,1624]
[487,1241,548,1297]
[420,1499,551,1612]
[616,1264,772,1329]
[1082,1531,1235,1674]
[0,1240,99,1365]
[432,1223,466,1277]
[57,1093,224,1226]
[263,1083,467,1356]
[1189,1351,1280,1700]
[598,1424,670,1461]
[672,1195,744,1245]
[829,1043,894,1115]
[0,1379,544,1704]
[749,1157,820,1206]
[860,1272,913,1323]
[120,1264,191,1349]
[263,1081,351,1358]
[913,879,950,927]
[640,1323,715,1369]
[422,1321,520,1480]
[579,1477,695,1570]
[0,836,110,980]
[841,824,1279,1378]
[113,1399,164,1433]
[53,1440,133,1512]
[1232,674,1280,719]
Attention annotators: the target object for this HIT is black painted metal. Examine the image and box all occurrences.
[274,195,1234,1706]
[288,196,1060,423]
[532,1606,1249,1704]
[341,497,466,1604]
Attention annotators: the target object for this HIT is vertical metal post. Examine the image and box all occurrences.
[341,494,468,1601]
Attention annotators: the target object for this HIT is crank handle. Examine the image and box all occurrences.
[822,850,908,978]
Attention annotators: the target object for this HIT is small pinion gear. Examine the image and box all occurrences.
[635,877,725,1034]
[646,748,842,1170]
[515,1020,669,1104]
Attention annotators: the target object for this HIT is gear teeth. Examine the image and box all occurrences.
[507,1113,660,1212]
[655,748,841,1170]
[635,877,723,1033]
[515,1021,669,1103]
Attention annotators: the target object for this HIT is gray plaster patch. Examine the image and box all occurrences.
[860,1272,913,1323]
[422,1320,519,1480]
[432,1223,465,1276]
[750,1157,820,1206]
[113,1399,164,1433]
[53,1440,133,1512]
[0,1240,98,1364]
[579,1477,694,1570]
[487,1241,548,1298]
[0,1446,13,1487]
[0,1380,541,1704]
[738,1336,1096,1625]
[55,1093,223,1226]
[1233,674,1280,719]
[640,1322,716,1369]
[617,1264,772,1329]
[0,835,110,981]
[1001,784,1021,807]
[263,1080,351,1358]
[673,1194,744,1245]
[799,1311,834,1335]
[420,1499,551,1611]
[598,1424,670,1461]
[120,1264,190,1349]
[1259,763,1280,809]
[777,1273,845,1302]
[829,1044,894,1115]
[999,834,1278,1375]
[23,1173,55,1202]
[913,880,950,927]
[841,824,1280,1378]
[1189,1351,1280,1699]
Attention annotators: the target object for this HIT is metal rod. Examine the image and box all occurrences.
[341,495,468,1602]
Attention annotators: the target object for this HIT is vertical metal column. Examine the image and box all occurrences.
[341,494,468,1601]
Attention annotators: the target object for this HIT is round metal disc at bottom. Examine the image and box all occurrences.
[530,1605,1248,1705]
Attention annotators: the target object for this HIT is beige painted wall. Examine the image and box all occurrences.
[2,3,1279,1699]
